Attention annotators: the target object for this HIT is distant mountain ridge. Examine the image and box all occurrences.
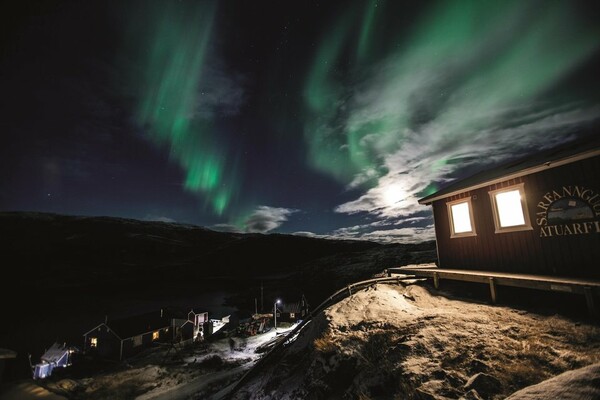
[0,211,381,284]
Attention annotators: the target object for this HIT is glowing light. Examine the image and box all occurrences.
[495,190,525,227]
[383,185,406,207]
[451,202,472,234]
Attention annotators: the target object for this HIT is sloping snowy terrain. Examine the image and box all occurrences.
[232,282,600,399]
[505,362,600,400]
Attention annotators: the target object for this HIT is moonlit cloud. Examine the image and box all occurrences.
[360,226,436,244]
[335,105,598,219]
[243,206,299,234]
[295,220,435,244]
[302,0,600,239]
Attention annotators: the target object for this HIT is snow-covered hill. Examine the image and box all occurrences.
[231,282,600,399]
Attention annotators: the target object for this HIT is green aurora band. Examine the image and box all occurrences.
[130,2,235,216]
[303,0,600,191]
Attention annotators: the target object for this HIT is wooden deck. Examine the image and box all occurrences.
[387,266,600,317]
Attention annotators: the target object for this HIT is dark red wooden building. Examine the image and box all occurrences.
[419,137,600,279]
[83,311,171,360]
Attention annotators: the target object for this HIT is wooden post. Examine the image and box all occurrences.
[433,272,439,289]
[584,287,597,318]
[489,277,497,304]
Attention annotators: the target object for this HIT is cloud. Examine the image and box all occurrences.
[194,63,245,119]
[303,1,600,230]
[243,206,299,234]
[360,226,436,244]
[312,214,434,244]
[334,104,599,219]
[293,219,435,244]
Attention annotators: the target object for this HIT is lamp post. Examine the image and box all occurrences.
[273,299,281,332]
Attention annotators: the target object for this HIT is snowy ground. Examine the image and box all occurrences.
[231,281,600,400]
[12,279,600,399]
[30,324,298,400]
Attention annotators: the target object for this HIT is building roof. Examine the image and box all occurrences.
[419,134,600,205]
[0,348,17,359]
[105,311,171,340]
[282,302,301,314]
[41,343,69,364]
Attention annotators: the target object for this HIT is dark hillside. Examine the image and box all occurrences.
[0,212,379,287]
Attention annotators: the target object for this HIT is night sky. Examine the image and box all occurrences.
[1,0,599,242]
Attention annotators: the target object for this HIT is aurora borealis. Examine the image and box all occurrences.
[130,2,238,216]
[2,0,599,242]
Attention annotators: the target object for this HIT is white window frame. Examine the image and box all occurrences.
[489,183,533,233]
[447,197,477,238]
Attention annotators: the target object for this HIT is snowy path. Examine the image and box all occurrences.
[136,362,253,400]
[0,382,67,400]
[136,325,298,400]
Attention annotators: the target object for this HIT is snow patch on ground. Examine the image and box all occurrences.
[505,362,600,400]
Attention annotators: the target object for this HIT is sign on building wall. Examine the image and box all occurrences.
[536,185,600,237]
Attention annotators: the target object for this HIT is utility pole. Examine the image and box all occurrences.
[254,298,258,315]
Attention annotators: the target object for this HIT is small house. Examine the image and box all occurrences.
[418,136,600,279]
[83,310,171,360]
[280,295,309,322]
[172,310,209,344]
[32,343,74,379]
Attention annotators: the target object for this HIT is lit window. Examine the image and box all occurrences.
[447,198,476,238]
[496,191,525,226]
[152,331,159,341]
[489,183,532,233]
[90,337,98,348]
[289,313,295,319]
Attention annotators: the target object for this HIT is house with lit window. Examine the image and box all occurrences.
[172,310,210,344]
[280,295,309,323]
[83,310,171,360]
[418,136,600,279]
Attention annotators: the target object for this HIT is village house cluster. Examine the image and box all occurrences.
[31,308,218,380]
[29,295,310,380]
[82,309,211,362]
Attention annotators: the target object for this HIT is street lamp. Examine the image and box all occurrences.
[273,299,281,332]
